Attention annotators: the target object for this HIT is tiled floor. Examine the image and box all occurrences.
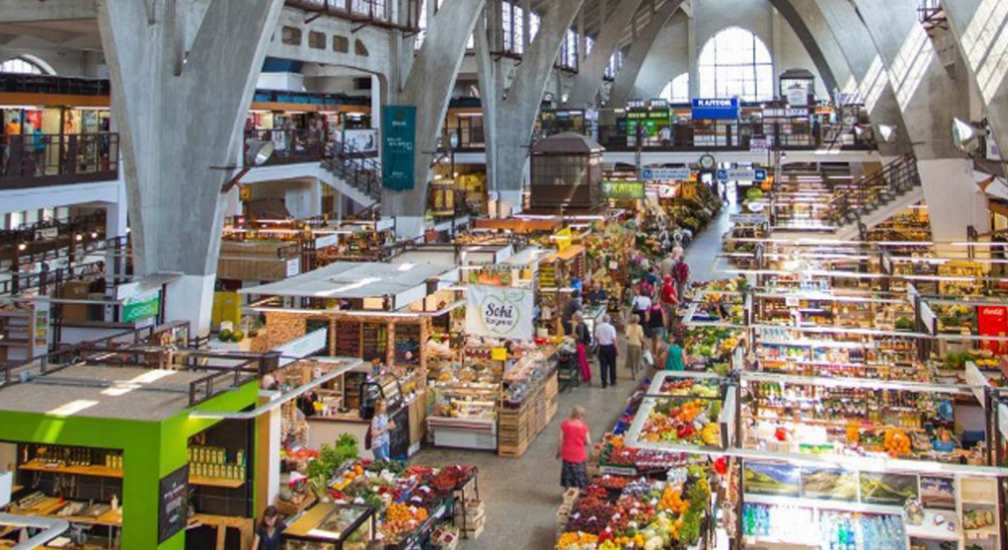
[413,205,732,549]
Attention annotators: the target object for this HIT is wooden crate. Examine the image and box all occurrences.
[459,513,486,540]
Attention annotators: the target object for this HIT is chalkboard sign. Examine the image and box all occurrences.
[390,406,410,459]
[158,464,189,543]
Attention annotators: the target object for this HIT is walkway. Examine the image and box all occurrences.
[413,203,734,549]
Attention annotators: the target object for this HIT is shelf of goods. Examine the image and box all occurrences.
[0,302,48,363]
[555,465,714,550]
[738,371,986,467]
[289,458,479,550]
[740,470,1001,550]
[425,346,558,455]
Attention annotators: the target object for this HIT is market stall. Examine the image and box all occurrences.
[240,261,461,460]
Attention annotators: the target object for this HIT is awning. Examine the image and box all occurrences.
[238,261,453,299]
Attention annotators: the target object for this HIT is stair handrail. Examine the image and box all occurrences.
[829,154,920,225]
[326,136,382,200]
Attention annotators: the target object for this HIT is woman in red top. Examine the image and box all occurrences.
[557,406,592,489]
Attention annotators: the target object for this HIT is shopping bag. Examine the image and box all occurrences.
[642,349,654,367]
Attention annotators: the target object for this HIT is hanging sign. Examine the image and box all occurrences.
[717,168,765,181]
[381,105,417,191]
[641,167,691,181]
[122,288,160,323]
[601,181,645,200]
[286,258,301,277]
[691,98,739,120]
[158,464,189,543]
[786,86,808,107]
[465,284,535,341]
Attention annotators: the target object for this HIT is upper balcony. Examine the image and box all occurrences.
[0,133,119,190]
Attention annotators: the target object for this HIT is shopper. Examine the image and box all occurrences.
[625,314,644,380]
[663,334,688,371]
[672,247,690,303]
[562,290,583,334]
[646,300,667,360]
[252,506,286,550]
[573,312,593,383]
[587,280,607,306]
[595,314,618,388]
[557,406,592,490]
[370,399,395,462]
[660,274,679,329]
[631,286,652,320]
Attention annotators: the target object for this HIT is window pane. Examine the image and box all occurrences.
[698,26,773,100]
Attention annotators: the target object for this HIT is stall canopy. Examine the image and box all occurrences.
[239,261,454,301]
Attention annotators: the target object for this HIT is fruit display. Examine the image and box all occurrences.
[381,502,430,539]
[656,378,720,398]
[681,326,742,368]
[638,398,723,448]
[557,466,712,550]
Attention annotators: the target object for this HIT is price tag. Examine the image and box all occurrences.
[491,347,508,361]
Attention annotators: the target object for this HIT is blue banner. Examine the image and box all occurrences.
[381,105,416,191]
[691,98,739,120]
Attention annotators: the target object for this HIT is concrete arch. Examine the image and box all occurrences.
[766,0,839,95]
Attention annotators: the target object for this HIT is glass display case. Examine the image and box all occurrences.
[283,503,376,550]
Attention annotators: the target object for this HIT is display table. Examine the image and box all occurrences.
[498,367,559,457]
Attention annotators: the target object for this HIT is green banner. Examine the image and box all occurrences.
[602,181,646,200]
[381,105,417,191]
[122,289,160,323]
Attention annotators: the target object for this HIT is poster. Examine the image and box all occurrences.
[859,472,919,505]
[158,464,189,543]
[977,305,1008,354]
[381,105,416,191]
[465,284,535,341]
[691,98,739,120]
[122,288,160,323]
[601,181,645,200]
[799,467,858,501]
[743,462,800,496]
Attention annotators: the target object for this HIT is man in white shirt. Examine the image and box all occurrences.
[594,315,618,388]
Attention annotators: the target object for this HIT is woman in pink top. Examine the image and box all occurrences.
[556,406,592,489]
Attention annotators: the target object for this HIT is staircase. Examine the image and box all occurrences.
[319,138,382,209]
[829,154,924,240]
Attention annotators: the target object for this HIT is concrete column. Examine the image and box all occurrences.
[381,0,487,233]
[371,75,382,130]
[941,0,1008,168]
[813,0,912,156]
[475,7,500,198]
[486,0,588,204]
[97,0,283,338]
[522,0,531,50]
[688,9,698,99]
[844,0,982,243]
[566,0,658,108]
[770,6,781,96]
[578,9,586,65]
[610,0,680,106]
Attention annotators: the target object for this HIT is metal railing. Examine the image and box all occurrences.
[285,0,421,31]
[829,154,920,226]
[0,132,119,189]
[245,128,327,165]
[324,136,382,202]
[591,122,876,153]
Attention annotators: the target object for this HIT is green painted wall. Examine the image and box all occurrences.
[0,381,259,550]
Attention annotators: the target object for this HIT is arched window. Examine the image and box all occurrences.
[659,73,690,103]
[698,27,773,101]
[0,55,54,75]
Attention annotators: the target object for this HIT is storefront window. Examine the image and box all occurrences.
[660,73,690,103]
[0,56,53,75]
[698,26,773,101]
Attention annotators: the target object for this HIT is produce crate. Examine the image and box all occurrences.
[459,513,485,540]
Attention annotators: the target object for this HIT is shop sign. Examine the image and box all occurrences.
[749,137,770,152]
[602,181,645,200]
[658,184,678,198]
[717,168,765,182]
[34,227,57,240]
[641,167,690,181]
[465,284,534,341]
[691,98,739,120]
[381,105,417,191]
[122,288,160,323]
[286,258,300,277]
[158,464,189,543]
[786,86,808,107]
[977,305,1008,354]
[919,301,936,334]
[314,234,339,249]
